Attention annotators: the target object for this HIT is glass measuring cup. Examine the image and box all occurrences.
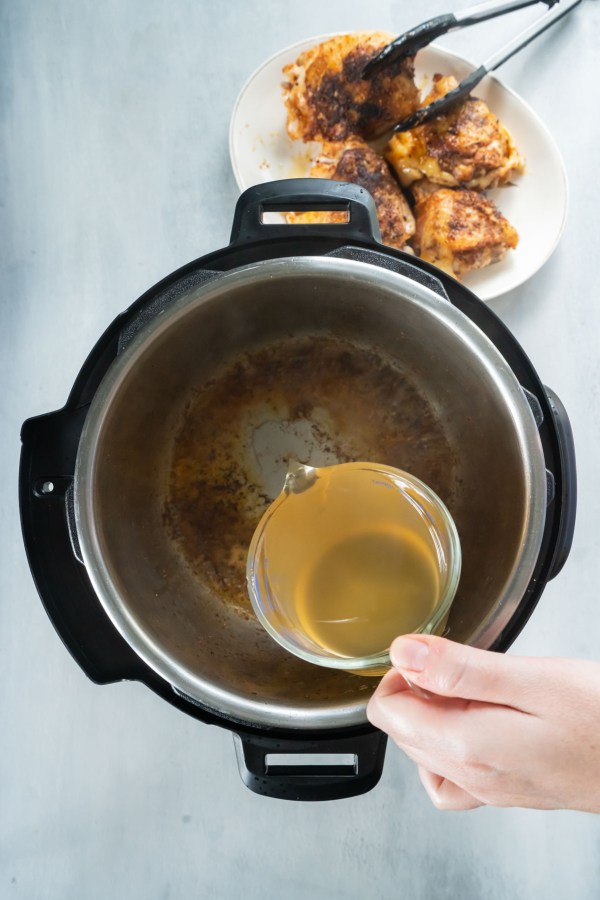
[246,461,461,676]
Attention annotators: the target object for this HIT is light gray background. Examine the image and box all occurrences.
[2,1,599,898]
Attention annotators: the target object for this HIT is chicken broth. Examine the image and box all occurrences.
[258,463,446,661]
[297,528,440,659]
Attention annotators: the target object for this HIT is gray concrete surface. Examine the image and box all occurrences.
[2,1,600,898]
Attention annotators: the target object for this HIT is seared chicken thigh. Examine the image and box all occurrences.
[287,140,415,250]
[283,32,419,142]
[413,187,519,278]
[386,75,524,191]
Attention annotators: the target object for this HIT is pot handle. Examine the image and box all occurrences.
[229,178,381,245]
[544,386,577,580]
[20,407,147,683]
[233,729,387,801]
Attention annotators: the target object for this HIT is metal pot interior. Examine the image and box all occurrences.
[75,257,545,728]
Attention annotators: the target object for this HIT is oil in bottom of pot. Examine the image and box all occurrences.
[295,526,441,659]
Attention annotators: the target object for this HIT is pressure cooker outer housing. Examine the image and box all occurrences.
[19,180,576,801]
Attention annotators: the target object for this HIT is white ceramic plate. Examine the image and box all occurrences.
[229,35,568,301]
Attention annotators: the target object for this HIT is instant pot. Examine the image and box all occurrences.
[20,180,576,801]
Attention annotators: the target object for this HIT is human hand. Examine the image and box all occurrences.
[367,635,600,812]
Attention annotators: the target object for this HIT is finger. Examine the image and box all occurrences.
[389,635,543,709]
[367,678,472,756]
[375,667,413,697]
[418,766,484,811]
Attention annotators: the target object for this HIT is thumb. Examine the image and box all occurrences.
[388,635,539,708]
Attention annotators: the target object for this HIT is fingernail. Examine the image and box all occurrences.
[391,638,430,672]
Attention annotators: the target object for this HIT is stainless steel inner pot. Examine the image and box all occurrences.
[74,256,547,729]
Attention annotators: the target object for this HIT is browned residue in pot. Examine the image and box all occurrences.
[163,334,456,619]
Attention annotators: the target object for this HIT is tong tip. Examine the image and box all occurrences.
[362,14,458,80]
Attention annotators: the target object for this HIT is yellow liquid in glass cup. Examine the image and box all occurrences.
[246,461,461,676]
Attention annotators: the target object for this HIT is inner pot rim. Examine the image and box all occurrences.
[74,255,547,730]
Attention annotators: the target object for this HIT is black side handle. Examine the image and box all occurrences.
[229,179,382,246]
[19,407,146,683]
[544,386,577,579]
[233,729,387,801]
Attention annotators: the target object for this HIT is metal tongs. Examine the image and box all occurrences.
[362,0,582,132]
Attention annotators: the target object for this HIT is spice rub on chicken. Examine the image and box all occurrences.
[287,140,415,250]
[282,32,419,142]
[413,185,519,278]
[386,75,524,191]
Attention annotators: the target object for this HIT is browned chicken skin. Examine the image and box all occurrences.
[413,187,519,278]
[287,140,415,250]
[283,32,419,142]
[386,74,524,191]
